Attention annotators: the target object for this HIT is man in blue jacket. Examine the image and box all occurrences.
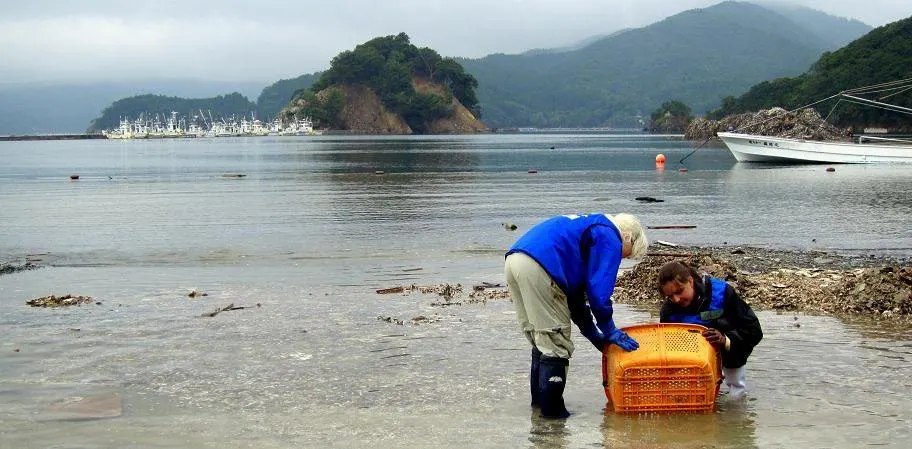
[505,213,648,418]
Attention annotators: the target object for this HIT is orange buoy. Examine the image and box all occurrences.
[655,154,666,164]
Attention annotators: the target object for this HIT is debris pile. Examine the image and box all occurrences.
[406,283,463,300]
[685,107,852,141]
[376,314,444,326]
[374,282,511,317]
[613,246,912,323]
[26,294,96,308]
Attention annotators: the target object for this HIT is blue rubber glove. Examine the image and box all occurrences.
[606,328,639,351]
[599,320,639,352]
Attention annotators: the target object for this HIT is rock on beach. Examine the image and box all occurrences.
[26,294,95,308]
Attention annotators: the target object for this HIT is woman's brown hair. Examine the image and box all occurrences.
[657,261,700,293]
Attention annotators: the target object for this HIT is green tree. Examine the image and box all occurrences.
[649,100,693,133]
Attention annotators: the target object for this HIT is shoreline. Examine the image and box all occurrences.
[614,244,912,325]
[5,245,912,325]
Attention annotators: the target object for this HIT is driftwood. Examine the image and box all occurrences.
[200,303,260,317]
[685,107,851,141]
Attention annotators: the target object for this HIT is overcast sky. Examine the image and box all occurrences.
[1,0,909,86]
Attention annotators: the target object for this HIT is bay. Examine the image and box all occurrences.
[1,134,910,448]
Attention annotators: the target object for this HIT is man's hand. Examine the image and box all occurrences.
[702,328,726,348]
[607,328,639,352]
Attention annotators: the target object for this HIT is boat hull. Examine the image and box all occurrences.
[717,132,912,164]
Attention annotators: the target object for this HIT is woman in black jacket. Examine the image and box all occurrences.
[657,261,763,399]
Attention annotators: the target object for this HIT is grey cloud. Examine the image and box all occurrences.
[0,1,909,84]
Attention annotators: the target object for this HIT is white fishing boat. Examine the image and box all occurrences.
[718,79,912,164]
[277,116,320,136]
[717,132,912,163]
[103,119,133,139]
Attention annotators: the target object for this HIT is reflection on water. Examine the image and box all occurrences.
[529,414,571,448]
[1,135,911,448]
[599,408,758,449]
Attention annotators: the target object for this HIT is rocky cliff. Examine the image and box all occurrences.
[329,84,411,134]
[412,78,487,134]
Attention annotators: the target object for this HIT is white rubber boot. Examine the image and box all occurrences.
[722,366,748,400]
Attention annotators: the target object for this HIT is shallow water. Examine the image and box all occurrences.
[1,135,911,448]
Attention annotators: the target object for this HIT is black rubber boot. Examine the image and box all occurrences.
[538,356,570,419]
[530,347,542,408]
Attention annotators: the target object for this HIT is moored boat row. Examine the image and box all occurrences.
[102,112,320,139]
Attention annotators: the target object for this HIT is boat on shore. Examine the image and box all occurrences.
[718,79,912,164]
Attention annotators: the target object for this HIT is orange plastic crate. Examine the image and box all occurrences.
[601,323,721,413]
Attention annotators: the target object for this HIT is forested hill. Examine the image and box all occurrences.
[283,33,482,134]
[84,76,316,133]
[87,93,256,132]
[459,1,871,128]
[708,16,912,128]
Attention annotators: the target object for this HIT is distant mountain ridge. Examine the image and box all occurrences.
[0,1,875,134]
[459,1,872,128]
[708,16,912,130]
[757,1,872,48]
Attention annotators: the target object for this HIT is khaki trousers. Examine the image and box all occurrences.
[505,252,575,359]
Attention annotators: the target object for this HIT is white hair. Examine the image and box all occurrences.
[609,213,648,259]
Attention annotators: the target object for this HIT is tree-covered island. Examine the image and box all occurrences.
[281,33,487,134]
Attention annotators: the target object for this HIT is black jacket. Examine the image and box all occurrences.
[660,275,763,368]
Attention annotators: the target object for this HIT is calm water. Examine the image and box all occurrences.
[1,135,911,448]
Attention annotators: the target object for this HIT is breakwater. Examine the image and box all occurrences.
[0,134,106,141]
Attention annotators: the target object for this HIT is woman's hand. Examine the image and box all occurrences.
[702,328,726,348]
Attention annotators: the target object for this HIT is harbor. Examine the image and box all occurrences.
[1,114,321,141]
[100,111,321,139]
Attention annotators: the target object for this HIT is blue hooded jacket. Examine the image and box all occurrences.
[506,214,623,333]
